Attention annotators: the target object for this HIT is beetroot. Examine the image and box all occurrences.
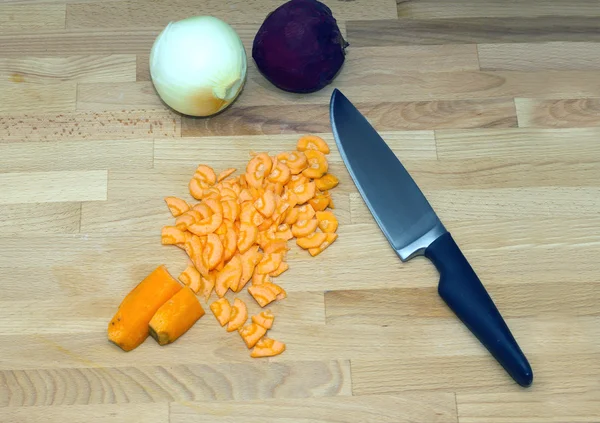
[252,0,348,93]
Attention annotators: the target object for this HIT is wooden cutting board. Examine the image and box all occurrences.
[1,1,599,422]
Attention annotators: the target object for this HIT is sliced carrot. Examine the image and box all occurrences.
[210,297,232,326]
[161,226,188,245]
[220,187,238,201]
[239,188,253,203]
[295,204,316,221]
[248,281,284,307]
[293,181,316,205]
[189,177,206,200]
[193,202,212,218]
[296,232,328,249]
[202,186,221,200]
[287,174,308,190]
[201,233,223,270]
[178,265,201,293]
[283,205,300,226]
[246,153,272,188]
[257,217,274,232]
[276,151,308,175]
[263,240,289,254]
[254,189,276,218]
[227,298,248,332]
[185,235,209,278]
[217,167,236,182]
[222,199,240,222]
[267,161,291,185]
[264,181,284,196]
[238,322,267,349]
[270,261,289,277]
[240,202,265,227]
[302,150,328,179]
[256,253,284,275]
[215,254,242,295]
[252,270,271,286]
[219,222,237,263]
[188,212,223,236]
[194,165,217,186]
[239,245,263,292]
[281,189,299,209]
[308,191,331,212]
[199,272,216,301]
[315,174,339,191]
[291,218,319,238]
[316,211,338,233]
[164,196,190,217]
[250,337,286,358]
[308,233,338,257]
[237,222,259,254]
[251,309,274,329]
[175,210,202,230]
[297,135,330,154]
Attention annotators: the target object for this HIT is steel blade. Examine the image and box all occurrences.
[330,89,446,260]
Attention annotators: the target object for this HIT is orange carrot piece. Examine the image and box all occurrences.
[217,168,236,182]
[302,150,328,179]
[248,282,283,307]
[276,151,307,175]
[199,273,216,301]
[246,153,272,188]
[295,204,316,221]
[184,235,209,278]
[250,337,286,358]
[202,233,224,270]
[283,205,300,226]
[178,265,201,293]
[308,233,338,257]
[175,210,202,230]
[188,212,223,236]
[263,240,289,254]
[291,218,319,238]
[237,222,259,254]
[210,297,232,326]
[296,232,327,249]
[267,161,291,185]
[274,223,294,241]
[293,181,316,205]
[252,270,271,286]
[316,211,338,233]
[287,174,308,190]
[297,135,330,154]
[108,265,182,352]
[227,298,248,332]
[256,253,284,275]
[202,186,221,200]
[238,322,267,349]
[308,191,331,212]
[239,188,253,203]
[270,261,289,277]
[189,177,206,200]
[251,309,274,329]
[219,187,238,201]
[222,199,240,222]
[239,245,263,292]
[192,202,212,218]
[219,222,237,263]
[240,202,265,227]
[161,226,188,245]
[254,189,276,218]
[149,286,205,346]
[164,196,190,217]
[215,254,242,295]
[264,181,284,196]
[315,174,339,191]
[257,217,274,232]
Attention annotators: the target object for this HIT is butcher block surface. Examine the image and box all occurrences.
[1,1,600,422]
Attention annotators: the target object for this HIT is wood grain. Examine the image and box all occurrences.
[0,404,169,423]
[0,81,76,114]
[170,393,457,423]
[0,203,81,235]
[0,4,65,34]
[478,42,600,71]
[346,17,600,47]
[515,97,600,128]
[77,82,163,111]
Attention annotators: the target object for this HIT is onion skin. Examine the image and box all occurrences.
[252,0,348,94]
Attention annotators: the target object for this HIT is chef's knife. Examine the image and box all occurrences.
[329,88,533,387]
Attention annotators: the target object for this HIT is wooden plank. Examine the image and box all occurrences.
[0,140,153,172]
[0,171,107,205]
[0,203,81,235]
[182,98,517,137]
[0,82,76,114]
[352,353,600,395]
[346,17,600,47]
[0,55,136,84]
[0,404,169,423]
[435,127,600,160]
[515,98,600,129]
[325,282,600,325]
[77,82,163,111]
[456,391,600,423]
[0,360,351,405]
[170,394,457,423]
[66,0,396,29]
[478,42,600,71]
[0,4,65,34]
[0,110,180,142]
[396,0,600,18]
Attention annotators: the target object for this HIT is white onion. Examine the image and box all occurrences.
[150,16,247,117]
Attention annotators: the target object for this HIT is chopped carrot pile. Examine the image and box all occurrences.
[109,135,339,356]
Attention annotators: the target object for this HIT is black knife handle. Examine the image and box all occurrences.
[424,232,533,387]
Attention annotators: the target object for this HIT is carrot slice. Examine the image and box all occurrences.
[246,153,272,188]
[297,135,330,154]
[238,322,267,348]
[227,298,248,332]
[194,165,217,186]
[250,337,286,358]
[315,174,339,191]
[308,233,338,257]
[219,187,238,201]
[237,222,259,254]
[251,309,274,330]
[267,161,291,185]
[274,223,294,241]
[287,174,308,190]
[270,261,289,277]
[184,235,209,278]
[308,191,331,212]
[161,226,188,245]
[239,246,263,292]
[202,186,221,200]
[316,211,338,233]
[248,282,283,307]
[189,177,206,200]
[295,204,316,221]
[217,168,236,182]
[222,199,240,222]
[192,202,211,217]
[291,218,319,238]
[254,189,276,218]
[293,181,316,205]
[199,273,215,301]
[149,286,205,346]
[219,222,237,263]
[108,265,183,352]
[276,151,307,175]
[238,188,253,203]
[252,270,271,286]
[302,150,328,179]
[202,233,223,270]
[263,240,289,254]
[215,254,242,296]
[283,205,300,226]
[164,197,190,217]
[188,212,223,236]
[179,265,202,293]
[210,297,232,326]
[175,210,202,230]
[240,202,265,227]
[296,232,328,249]
[256,253,284,275]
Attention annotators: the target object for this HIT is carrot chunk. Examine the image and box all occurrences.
[210,297,232,326]
[293,181,316,205]
[308,191,331,212]
[291,218,319,238]
[238,322,267,348]
[254,189,276,218]
[164,196,190,217]
[296,135,330,154]
[237,222,259,254]
[217,168,236,182]
[308,233,338,257]
[161,226,188,245]
[178,265,201,293]
[296,232,328,249]
[316,211,338,233]
[239,246,263,292]
[227,298,248,332]
[248,282,283,307]
[215,254,242,296]
[256,253,284,275]
[302,150,328,179]
[250,337,286,358]
[315,174,339,191]
[251,309,274,329]
[276,151,307,175]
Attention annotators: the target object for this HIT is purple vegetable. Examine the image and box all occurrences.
[252,0,348,93]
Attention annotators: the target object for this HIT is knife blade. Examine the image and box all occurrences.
[330,88,533,387]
